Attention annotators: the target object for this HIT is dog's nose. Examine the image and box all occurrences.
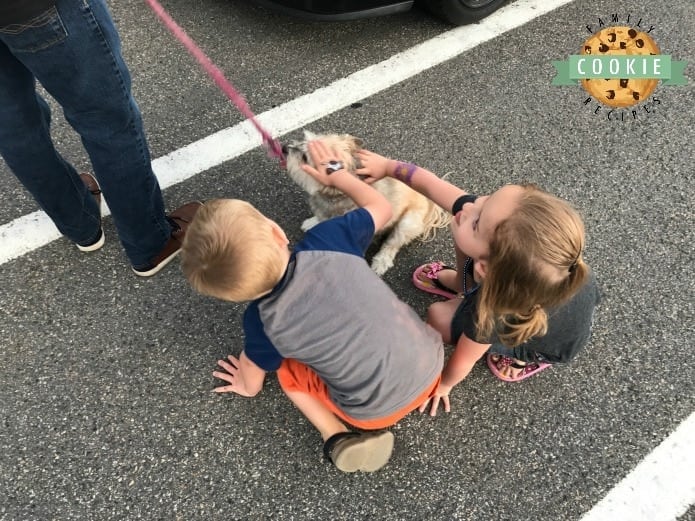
[281,144,289,155]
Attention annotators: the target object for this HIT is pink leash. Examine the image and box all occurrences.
[144,0,285,166]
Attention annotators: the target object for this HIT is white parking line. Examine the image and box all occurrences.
[0,0,574,265]
[580,411,695,521]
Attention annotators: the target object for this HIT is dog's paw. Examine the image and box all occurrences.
[370,254,394,276]
[300,216,320,231]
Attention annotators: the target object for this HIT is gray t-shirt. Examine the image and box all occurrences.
[243,209,444,420]
[453,268,600,364]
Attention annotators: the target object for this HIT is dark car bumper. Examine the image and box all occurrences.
[251,0,415,21]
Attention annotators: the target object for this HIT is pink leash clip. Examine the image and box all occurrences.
[144,0,286,166]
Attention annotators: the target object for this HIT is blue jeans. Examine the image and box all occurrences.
[0,0,171,268]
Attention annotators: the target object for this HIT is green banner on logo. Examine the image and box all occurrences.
[552,55,688,85]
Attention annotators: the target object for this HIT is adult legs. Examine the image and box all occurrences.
[0,42,101,246]
[0,0,171,268]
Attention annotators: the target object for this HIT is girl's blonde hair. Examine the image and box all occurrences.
[477,185,589,347]
[181,199,287,302]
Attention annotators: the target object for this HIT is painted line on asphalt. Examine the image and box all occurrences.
[0,0,574,264]
[579,411,695,521]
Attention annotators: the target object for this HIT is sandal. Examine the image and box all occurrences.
[412,262,458,299]
[486,354,551,382]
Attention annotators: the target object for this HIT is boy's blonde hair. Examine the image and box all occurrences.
[181,199,288,302]
[477,185,589,347]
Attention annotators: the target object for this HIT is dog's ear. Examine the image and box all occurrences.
[343,134,364,151]
[303,129,318,142]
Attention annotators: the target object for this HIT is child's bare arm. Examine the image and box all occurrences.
[212,351,266,397]
[419,334,490,416]
[356,149,467,213]
[301,140,393,232]
[442,334,490,388]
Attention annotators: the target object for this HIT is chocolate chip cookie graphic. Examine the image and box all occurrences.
[581,26,660,107]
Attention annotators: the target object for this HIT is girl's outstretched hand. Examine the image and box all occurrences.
[418,382,452,416]
[355,149,393,184]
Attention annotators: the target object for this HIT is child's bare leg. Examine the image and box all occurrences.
[284,390,349,441]
[426,298,460,344]
[283,390,394,473]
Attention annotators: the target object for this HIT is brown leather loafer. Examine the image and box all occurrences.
[132,201,203,277]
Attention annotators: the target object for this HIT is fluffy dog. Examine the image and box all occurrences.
[283,131,450,275]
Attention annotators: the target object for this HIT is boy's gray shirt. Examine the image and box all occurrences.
[243,209,444,420]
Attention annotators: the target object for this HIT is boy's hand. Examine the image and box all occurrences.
[418,382,452,416]
[355,149,393,184]
[301,139,393,232]
[301,140,350,187]
[212,354,256,397]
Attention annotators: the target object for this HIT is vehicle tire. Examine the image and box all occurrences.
[419,0,509,25]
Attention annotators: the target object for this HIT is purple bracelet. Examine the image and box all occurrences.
[393,161,417,185]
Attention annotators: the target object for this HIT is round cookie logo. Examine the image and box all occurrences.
[580,26,659,107]
[552,16,688,120]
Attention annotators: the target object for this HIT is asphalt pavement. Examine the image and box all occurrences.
[1,0,693,520]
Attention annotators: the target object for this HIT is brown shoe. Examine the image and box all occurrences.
[132,201,203,277]
[76,173,105,252]
[323,430,394,473]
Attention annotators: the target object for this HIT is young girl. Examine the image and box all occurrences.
[356,149,600,416]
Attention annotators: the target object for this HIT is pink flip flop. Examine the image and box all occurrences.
[412,262,458,299]
[486,354,551,382]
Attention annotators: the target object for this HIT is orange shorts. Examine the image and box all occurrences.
[276,359,440,430]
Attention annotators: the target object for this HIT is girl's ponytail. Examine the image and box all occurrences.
[475,185,589,348]
[497,306,548,347]
[565,255,589,296]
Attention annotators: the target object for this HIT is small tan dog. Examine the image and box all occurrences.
[283,131,450,275]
